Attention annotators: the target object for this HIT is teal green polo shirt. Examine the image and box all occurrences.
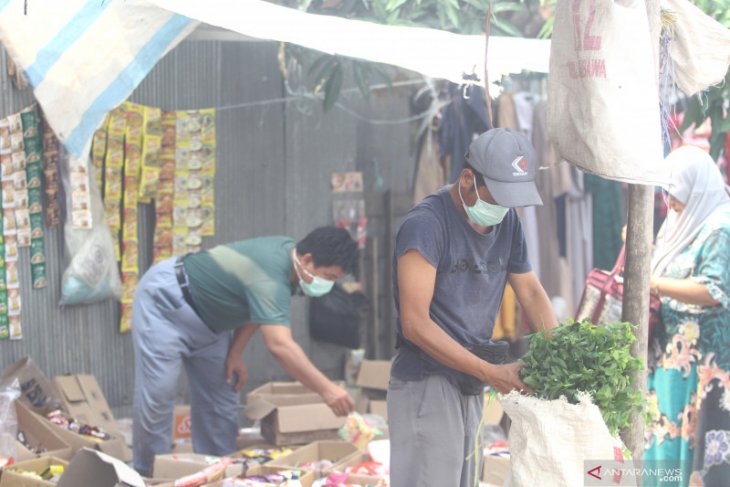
[183,236,296,332]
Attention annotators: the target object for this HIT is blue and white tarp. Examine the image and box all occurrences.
[0,0,197,159]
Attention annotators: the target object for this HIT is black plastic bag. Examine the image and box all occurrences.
[308,283,368,349]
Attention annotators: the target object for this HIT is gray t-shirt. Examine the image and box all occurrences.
[391,187,531,381]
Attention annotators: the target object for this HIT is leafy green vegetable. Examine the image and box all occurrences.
[519,320,643,436]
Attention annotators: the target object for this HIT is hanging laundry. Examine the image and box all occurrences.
[584,174,624,271]
[438,84,490,183]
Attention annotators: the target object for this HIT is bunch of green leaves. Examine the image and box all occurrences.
[519,320,643,436]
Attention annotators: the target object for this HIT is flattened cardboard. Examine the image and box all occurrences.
[57,448,145,487]
[247,382,346,446]
[15,401,72,461]
[152,453,242,480]
[355,361,391,392]
[267,441,358,473]
[0,456,68,487]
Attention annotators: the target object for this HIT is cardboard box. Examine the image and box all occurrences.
[153,453,243,481]
[15,401,72,461]
[267,441,358,474]
[0,456,69,487]
[246,382,346,446]
[0,357,62,412]
[483,394,504,425]
[19,398,129,462]
[368,400,388,420]
[355,361,391,392]
[203,465,315,487]
[173,405,191,440]
[481,455,511,486]
[56,448,145,487]
[51,374,132,462]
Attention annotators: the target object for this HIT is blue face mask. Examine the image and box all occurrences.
[292,251,335,297]
[458,177,509,227]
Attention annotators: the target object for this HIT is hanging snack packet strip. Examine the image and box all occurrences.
[4,114,23,340]
[138,106,162,204]
[40,114,61,228]
[104,106,127,262]
[153,111,176,263]
[0,195,7,340]
[91,114,109,193]
[21,107,47,289]
[173,111,195,255]
[119,102,145,333]
[8,112,30,248]
[199,108,216,237]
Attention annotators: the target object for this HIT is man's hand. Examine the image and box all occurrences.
[484,362,529,395]
[225,354,248,392]
[322,383,355,416]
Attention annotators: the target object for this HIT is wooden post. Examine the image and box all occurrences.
[620,184,653,461]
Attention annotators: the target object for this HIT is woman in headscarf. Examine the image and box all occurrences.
[645,145,730,487]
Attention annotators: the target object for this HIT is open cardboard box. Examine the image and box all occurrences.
[355,361,391,392]
[246,382,346,446]
[56,448,145,487]
[0,456,69,487]
[203,465,316,487]
[15,401,72,461]
[52,374,132,462]
[152,453,243,481]
[19,398,129,462]
[266,441,358,475]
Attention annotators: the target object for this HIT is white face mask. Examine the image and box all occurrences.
[458,177,509,227]
[292,250,335,297]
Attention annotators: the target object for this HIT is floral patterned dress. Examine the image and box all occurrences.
[645,206,730,487]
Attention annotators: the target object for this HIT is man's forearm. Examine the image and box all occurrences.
[269,340,335,396]
[524,290,558,333]
[229,324,260,357]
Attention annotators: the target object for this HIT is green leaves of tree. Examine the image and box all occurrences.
[519,321,643,436]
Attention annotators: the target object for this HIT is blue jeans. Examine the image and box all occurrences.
[131,258,237,476]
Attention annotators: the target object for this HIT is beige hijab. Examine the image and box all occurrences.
[651,146,730,277]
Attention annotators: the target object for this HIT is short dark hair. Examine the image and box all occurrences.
[296,226,358,275]
[463,162,486,187]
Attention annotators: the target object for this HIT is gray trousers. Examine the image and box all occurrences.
[131,258,238,476]
[388,374,484,487]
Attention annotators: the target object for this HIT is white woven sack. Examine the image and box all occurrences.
[547,0,667,184]
[499,392,632,487]
[665,0,730,96]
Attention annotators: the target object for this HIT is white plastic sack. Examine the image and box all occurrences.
[547,0,667,184]
[499,392,633,487]
[664,0,730,96]
[59,152,122,306]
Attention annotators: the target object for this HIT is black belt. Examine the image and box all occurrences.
[174,257,200,317]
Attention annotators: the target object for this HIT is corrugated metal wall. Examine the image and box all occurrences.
[0,39,415,419]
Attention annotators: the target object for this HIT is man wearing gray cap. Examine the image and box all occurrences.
[388,128,557,487]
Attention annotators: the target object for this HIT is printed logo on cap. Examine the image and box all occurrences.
[512,156,528,177]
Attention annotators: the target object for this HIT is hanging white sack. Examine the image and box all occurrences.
[664,0,730,96]
[547,0,667,184]
[499,392,635,487]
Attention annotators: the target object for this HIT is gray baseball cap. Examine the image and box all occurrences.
[466,128,543,208]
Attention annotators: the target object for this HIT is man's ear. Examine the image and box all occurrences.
[300,252,315,267]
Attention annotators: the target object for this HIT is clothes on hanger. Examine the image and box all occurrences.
[437,84,489,183]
